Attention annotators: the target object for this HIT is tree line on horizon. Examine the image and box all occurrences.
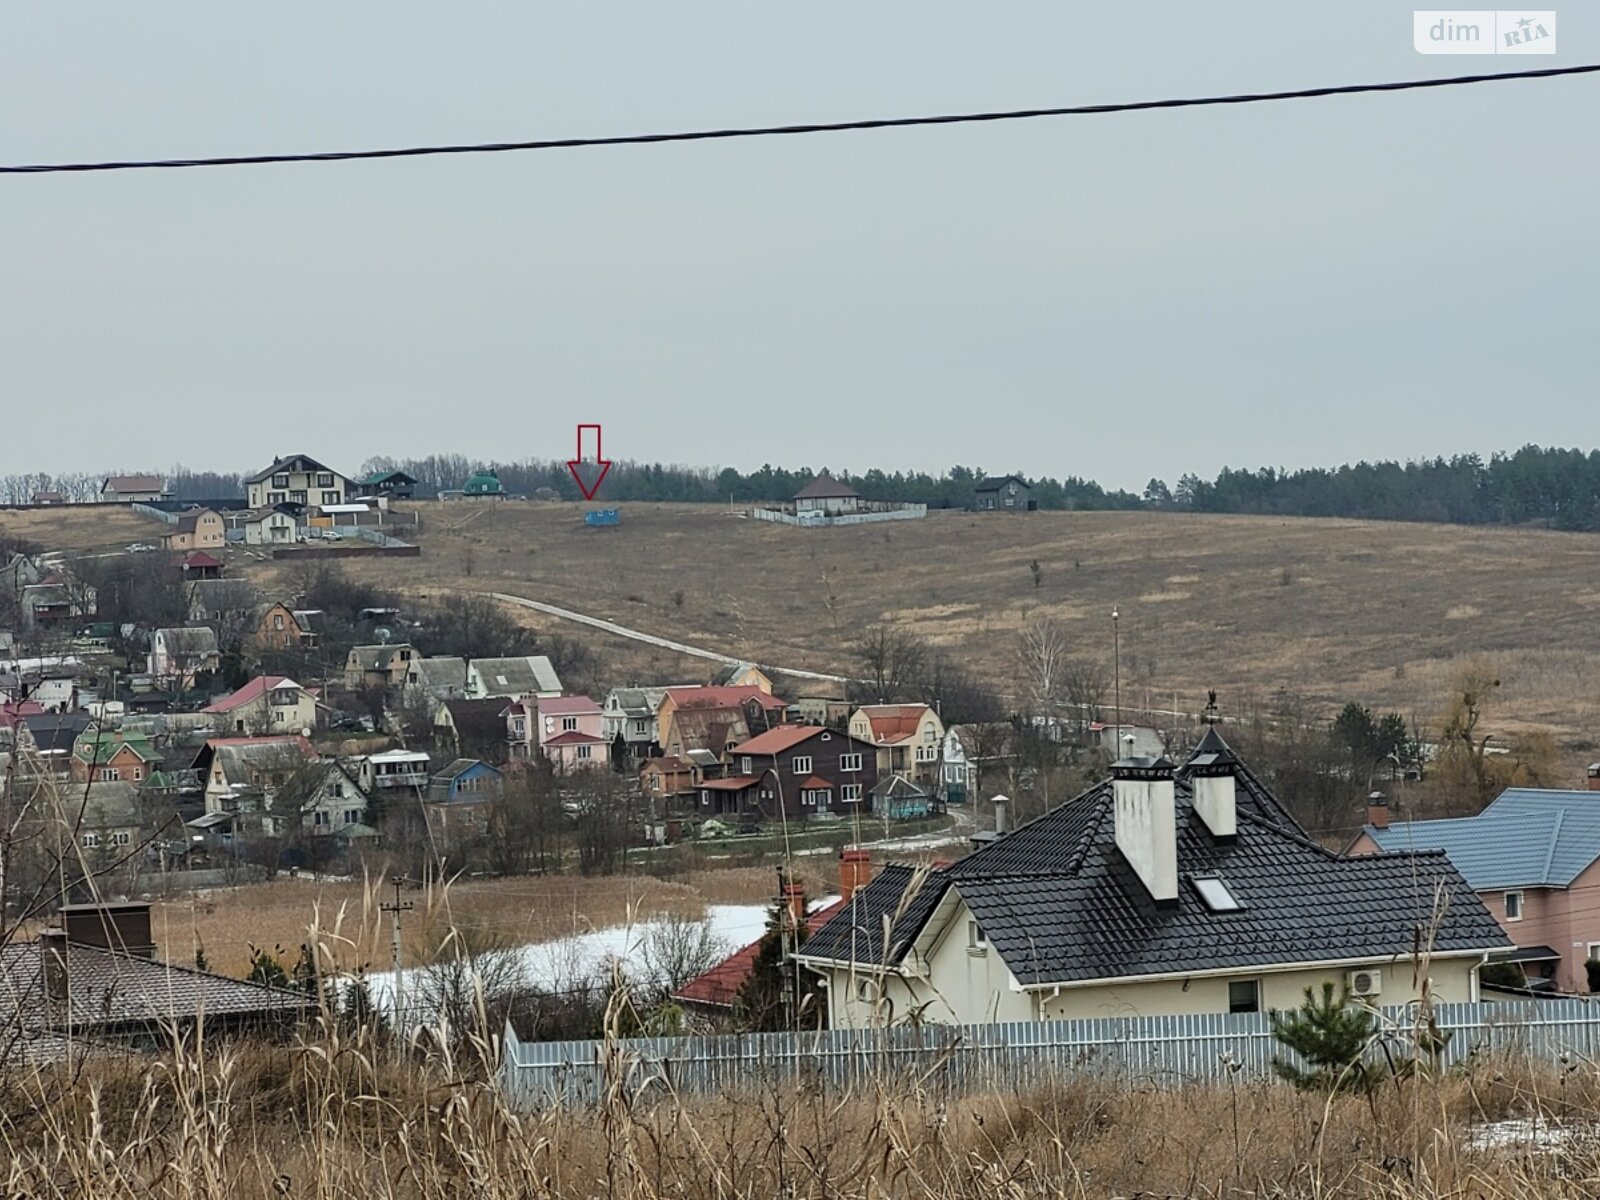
[13,443,1600,531]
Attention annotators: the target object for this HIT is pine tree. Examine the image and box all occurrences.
[246,943,291,989]
[1269,983,1379,1094]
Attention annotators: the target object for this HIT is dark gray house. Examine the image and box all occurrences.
[975,475,1032,512]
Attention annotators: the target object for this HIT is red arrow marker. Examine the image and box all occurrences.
[567,423,612,500]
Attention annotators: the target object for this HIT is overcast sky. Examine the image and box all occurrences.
[1,3,1594,490]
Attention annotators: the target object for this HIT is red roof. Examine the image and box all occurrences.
[699,775,760,791]
[731,724,825,756]
[856,704,931,744]
[538,696,602,717]
[203,734,316,755]
[799,776,832,791]
[642,755,693,775]
[674,899,846,1008]
[0,700,45,729]
[202,676,300,714]
[667,686,787,712]
[182,551,224,568]
[543,730,605,746]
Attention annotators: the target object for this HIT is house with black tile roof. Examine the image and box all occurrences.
[796,728,1509,1027]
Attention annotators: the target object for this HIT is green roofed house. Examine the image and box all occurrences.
[70,731,159,786]
[462,470,505,497]
[357,470,418,500]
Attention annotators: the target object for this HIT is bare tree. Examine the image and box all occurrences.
[851,620,929,704]
[1015,617,1070,721]
[1062,659,1110,738]
[638,914,728,1000]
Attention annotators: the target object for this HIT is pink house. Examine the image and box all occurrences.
[1351,786,1600,995]
[536,696,609,772]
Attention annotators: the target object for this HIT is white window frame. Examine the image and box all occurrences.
[840,753,862,772]
[968,920,987,952]
[841,783,863,802]
[1587,943,1600,964]
[741,756,752,775]
[111,831,131,847]
[577,744,592,760]
[82,833,100,848]
[1504,890,1524,921]
[792,756,812,774]
[562,716,577,732]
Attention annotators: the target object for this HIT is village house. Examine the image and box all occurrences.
[345,644,414,691]
[848,704,946,788]
[196,734,318,835]
[284,761,369,839]
[533,696,609,772]
[229,507,298,545]
[798,730,1507,1027]
[793,472,861,516]
[433,697,511,763]
[356,470,419,500]
[251,602,313,653]
[657,685,789,759]
[640,754,702,811]
[424,758,503,847]
[99,475,168,504]
[202,676,317,737]
[0,902,314,1057]
[147,627,220,687]
[357,748,431,794]
[709,724,882,820]
[187,578,260,627]
[20,576,94,632]
[794,695,853,729]
[941,727,978,805]
[602,686,667,758]
[463,656,562,701]
[405,655,468,702]
[1350,785,1600,994]
[974,475,1032,511]
[71,781,152,856]
[244,454,351,510]
[163,508,226,552]
[70,730,159,785]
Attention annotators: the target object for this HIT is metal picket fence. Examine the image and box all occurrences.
[497,997,1600,1110]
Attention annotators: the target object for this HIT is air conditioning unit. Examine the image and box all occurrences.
[1347,968,1383,997]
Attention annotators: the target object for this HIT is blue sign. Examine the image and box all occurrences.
[584,508,621,527]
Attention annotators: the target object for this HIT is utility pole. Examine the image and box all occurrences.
[1112,607,1121,756]
[381,875,414,1040]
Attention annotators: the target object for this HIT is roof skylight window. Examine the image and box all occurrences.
[1192,876,1243,912]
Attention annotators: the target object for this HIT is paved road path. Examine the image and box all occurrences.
[488,590,852,683]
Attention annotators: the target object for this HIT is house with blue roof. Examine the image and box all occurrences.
[1352,786,1600,994]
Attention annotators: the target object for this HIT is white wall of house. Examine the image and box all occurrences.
[811,892,1483,1028]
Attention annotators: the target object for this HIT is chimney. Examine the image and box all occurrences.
[60,901,156,959]
[1588,763,1600,792]
[839,848,872,902]
[39,928,69,1004]
[1112,756,1178,905]
[1187,731,1238,842]
[1367,791,1390,830]
[992,794,1009,836]
[781,881,807,928]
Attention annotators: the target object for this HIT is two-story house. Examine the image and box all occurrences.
[357,748,432,794]
[424,759,503,848]
[534,696,609,772]
[704,724,882,820]
[848,704,946,787]
[244,454,351,511]
[463,656,562,701]
[70,730,159,785]
[602,687,668,757]
[99,475,168,504]
[163,508,226,552]
[251,602,314,653]
[345,644,413,691]
[974,475,1032,512]
[1351,786,1600,994]
[195,735,318,833]
[148,627,221,687]
[657,686,790,759]
[201,676,317,737]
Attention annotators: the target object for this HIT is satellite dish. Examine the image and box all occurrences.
[374,626,394,644]
[301,727,312,738]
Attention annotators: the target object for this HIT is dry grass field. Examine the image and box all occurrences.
[305,502,1600,759]
[146,864,795,977]
[0,504,162,553]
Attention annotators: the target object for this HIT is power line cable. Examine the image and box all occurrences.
[3,63,1597,176]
